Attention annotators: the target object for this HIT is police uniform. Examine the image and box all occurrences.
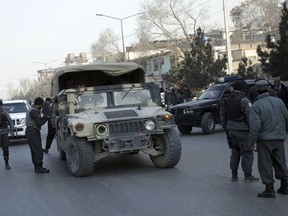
[0,100,14,169]
[249,80,288,198]
[25,97,49,173]
[220,81,259,182]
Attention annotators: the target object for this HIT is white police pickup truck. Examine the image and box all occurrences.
[2,100,31,139]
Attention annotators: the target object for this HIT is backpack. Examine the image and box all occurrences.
[224,92,245,119]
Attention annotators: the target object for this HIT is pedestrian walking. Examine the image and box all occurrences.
[0,99,15,169]
[249,79,288,198]
[220,81,259,182]
[25,97,49,173]
[42,98,56,153]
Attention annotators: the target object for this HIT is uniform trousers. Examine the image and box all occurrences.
[45,119,56,150]
[257,140,288,185]
[25,127,44,168]
[228,129,254,175]
[0,133,9,160]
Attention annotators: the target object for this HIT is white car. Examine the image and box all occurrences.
[2,100,31,139]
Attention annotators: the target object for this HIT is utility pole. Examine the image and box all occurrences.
[96,13,142,62]
[223,0,233,75]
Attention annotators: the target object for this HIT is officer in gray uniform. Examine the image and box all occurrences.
[0,99,14,169]
[220,81,259,182]
[249,80,288,198]
[25,97,49,173]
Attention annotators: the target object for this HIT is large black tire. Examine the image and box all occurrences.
[201,112,215,135]
[177,125,192,134]
[66,136,94,177]
[150,128,182,168]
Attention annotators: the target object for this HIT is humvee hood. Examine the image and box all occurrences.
[69,107,165,123]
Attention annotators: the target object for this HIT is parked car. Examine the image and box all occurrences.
[167,76,255,135]
[2,100,31,139]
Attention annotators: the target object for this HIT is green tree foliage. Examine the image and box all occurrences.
[163,28,227,91]
[256,2,288,80]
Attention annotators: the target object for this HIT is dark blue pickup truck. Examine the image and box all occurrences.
[168,76,255,135]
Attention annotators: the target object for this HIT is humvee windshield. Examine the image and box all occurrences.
[74,87,157,110]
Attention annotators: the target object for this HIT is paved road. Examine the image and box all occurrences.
[0,125,287,216]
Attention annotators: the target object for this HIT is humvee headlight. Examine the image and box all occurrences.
[96,124,108,136]
[144,120,155,131]
[75,122,84,131]
[156,114,172,122]
[163,114,172,121]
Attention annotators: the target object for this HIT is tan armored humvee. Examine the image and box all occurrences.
[51,62,182,177]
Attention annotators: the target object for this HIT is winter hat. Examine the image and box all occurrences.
[34,97,44,105]
[232,81,245,91]
[255,80,269,91]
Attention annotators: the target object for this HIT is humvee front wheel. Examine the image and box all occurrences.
[150,128,182,168]
[66,136,94,177]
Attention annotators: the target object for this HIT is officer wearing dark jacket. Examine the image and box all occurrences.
[25,97,49,173]
[0,99,14,169]
[42,98,56,153]
[249,80,288,198]
[220,81,259,182]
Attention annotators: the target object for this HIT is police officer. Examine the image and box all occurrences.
[249,80,288,198]
[42,98,56,153]
[25,97,49,173]
[0,99,14,169]
[220,81,259,182]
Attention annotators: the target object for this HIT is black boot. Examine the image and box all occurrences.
[35,167,50,174]
[257,183,276,198]
[277,178,288,195]
[5,160,11,170]
[42,149,49,153]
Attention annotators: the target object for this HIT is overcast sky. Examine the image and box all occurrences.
[0,0,240,99]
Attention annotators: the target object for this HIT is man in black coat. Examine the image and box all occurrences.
[271,78,288,108]
[0,99,15,169]
[25,97,49,173]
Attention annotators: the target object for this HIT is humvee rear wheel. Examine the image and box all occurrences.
[201,112,215,135]
[150,128,182,168]
[66,136,94,177]
[177,125,192,134]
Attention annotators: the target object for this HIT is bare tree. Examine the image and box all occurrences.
[7,78,50,102]
[136,0,207,59]
[230,0,281,32]
[90,28,123,62]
